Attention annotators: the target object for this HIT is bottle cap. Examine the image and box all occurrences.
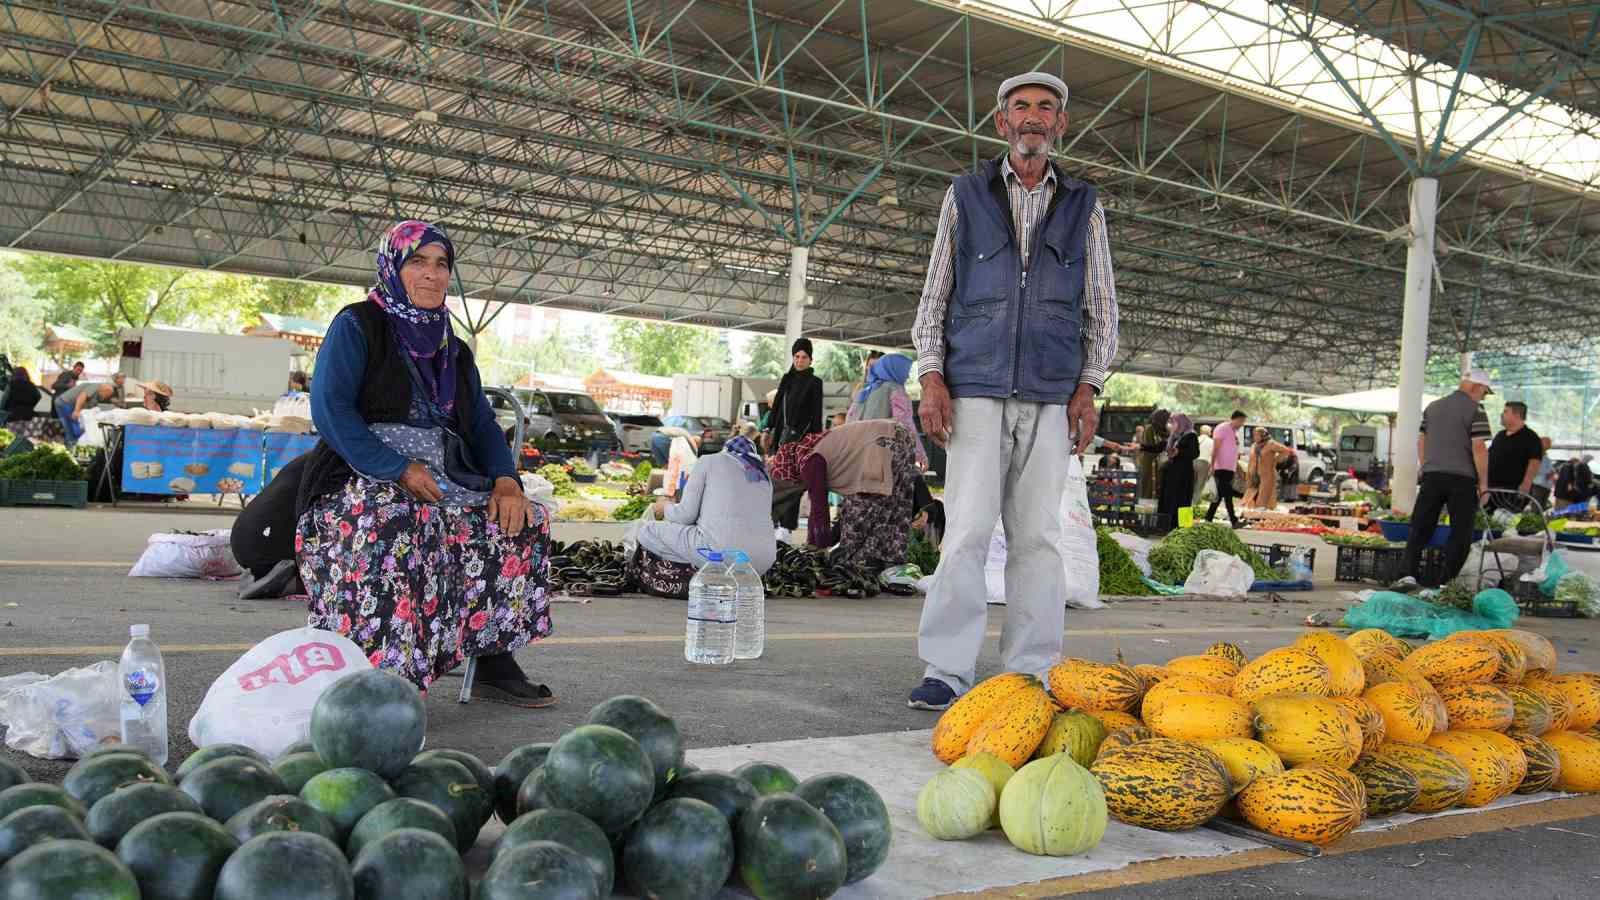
[697,548,723,563]
[730,550,750,564]
[130,624,150,637]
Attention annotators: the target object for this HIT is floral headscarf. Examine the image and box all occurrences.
[368,219,458,414]
[724,435,769,483]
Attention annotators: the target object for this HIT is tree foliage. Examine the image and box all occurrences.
[741,335,788,379]
[609,319,727,377]
[812,341,873,383]
[0,261,49,366]
[475,321,599,386]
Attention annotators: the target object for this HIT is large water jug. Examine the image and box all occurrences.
[728,551,765,660]
[685,550,735,665]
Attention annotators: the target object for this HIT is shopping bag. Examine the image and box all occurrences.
[129,530,241,579]
[1182,550,1255,597]
[0,662,121,759]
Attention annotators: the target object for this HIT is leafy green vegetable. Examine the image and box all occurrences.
[537,463,578,498]
[1323,533,1395,547]
[1433,582,1476,612]
[568,458,596,476]
[1515,510,1546,536]
[633,461,652,483]
[907,530,940,575]
[1147,523,1273,584]
[1096,527,1146,595]
[0,446,85,481]
[612,494,651,521]
[0,428,13,450]
[1555,572,1600,617]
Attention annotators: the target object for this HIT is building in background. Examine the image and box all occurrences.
[584,368,673,414]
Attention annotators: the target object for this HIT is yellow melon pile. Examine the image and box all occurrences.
[928,630,1600,848]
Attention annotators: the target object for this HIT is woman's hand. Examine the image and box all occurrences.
[400,462,443,503]
[488,476,532,536]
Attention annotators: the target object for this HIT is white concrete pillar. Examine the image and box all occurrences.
[785,245,808,352]
[1392,178,1438,514]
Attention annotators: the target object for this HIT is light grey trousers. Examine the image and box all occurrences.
[918,397,1069,694]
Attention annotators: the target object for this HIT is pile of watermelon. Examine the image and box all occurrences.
[0,668,891,899]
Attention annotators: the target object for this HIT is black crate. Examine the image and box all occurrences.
[1512,579,1580,618]
[1246,542,1317,573]
[1334,544,1444,585]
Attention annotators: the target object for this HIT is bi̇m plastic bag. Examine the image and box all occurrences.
[0,661,121,759]
[1343,588,1520,639]
[983,456,1103,609]
[128,529,241,579]
[187,627,372,759]
[1182,550,1255,597]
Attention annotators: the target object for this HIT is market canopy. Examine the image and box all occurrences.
[1301,387,1440,416]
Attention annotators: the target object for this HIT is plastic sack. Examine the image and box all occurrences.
[1533,549,1571,596]
[983,457,1103,609]
[187,627,372,759]
[128,530,241,579]
[1343,588,1520,639]
[0,661,121,759]
[1182,550,1255,597]
[878,564,923,588]
[1288,547,1314,582]
[1111,531,1154,577]
[1453,548,1520,592]
[1554,572,1600,617]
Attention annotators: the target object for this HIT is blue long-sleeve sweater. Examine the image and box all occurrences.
[310,312,515,482]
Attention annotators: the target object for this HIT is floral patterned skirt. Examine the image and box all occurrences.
[625,546,697,600]
[832,427,917,568]
[296,475,553,691]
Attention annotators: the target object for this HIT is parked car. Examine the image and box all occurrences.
[610,412,663,454]
[487,387,558,448]
[662,414,732,455]
[1196,417,1335,485]
[541,390,622,455]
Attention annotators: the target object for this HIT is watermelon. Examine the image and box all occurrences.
[495,808,614,896]
[85,782,201,847]
[543,724,654,833]
[278,740,316,759]
[85,744,152,760]
[413,750,494,824]
[390,758,488,853]
[298,768,396,845]
[116,812,239,900]
[587,695,684,795]
[622,798,733,900]
[179,756,288,823]
[63,752,172,809]
[515,767,553,817]
[492,743,551,824]
[737,793,848,900]
[310,670,425,779]
[478,840,601,900]
[215,831,353,900]
[351,828,467,900]
[176,744,270,782]
[734,761,799,795]
[0,759,28,792]
[663,771,759,831]
[225,795,340,845]
[273,752,330,796]
[795,773,892,883]
[0,805,91,865]
[0,783,86,822]
[0,839,139,900]
[347,798,456,859]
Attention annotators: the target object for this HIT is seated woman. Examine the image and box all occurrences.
[769,419,919,568]
[846,352,928,471]
[626,436,775,598]
[290,219,553,706]
[1,366,41,428]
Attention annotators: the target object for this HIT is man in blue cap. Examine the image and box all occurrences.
[908,71,1120,709]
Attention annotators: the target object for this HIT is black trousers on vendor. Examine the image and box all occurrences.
[1403,472,1479,586]
[230,454,307,598]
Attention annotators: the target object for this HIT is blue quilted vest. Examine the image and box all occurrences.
[943,157,1098,405]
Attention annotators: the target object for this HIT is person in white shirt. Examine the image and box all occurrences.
[1192,424,1214,507]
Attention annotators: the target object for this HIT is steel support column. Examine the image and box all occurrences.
[1393,178,1439,513]
[786,244,809,350]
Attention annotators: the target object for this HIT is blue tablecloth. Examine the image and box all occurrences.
[120,425,317,495]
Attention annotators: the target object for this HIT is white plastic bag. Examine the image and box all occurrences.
[129,530,241,579]
[1183,550,1255,597]
[1453,548,1518,592]
[1110,531,1154,577]
[187,627,372,759]
[983,457,1104,609]
[0,661,121,759]
[1288,547,1315,582]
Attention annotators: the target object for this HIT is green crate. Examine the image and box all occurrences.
[0,478,88,508]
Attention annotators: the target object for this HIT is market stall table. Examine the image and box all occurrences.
[96,423,318,506]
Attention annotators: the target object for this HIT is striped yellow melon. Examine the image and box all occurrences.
[1141,676,1234,719]
[1252,695,1363,769]
[1522,678,1575,732]
[1474,632,1528,685]
[1349,754,1421,817]
[1033,710,1108,767]
[1502,629,1557,677]
[1544,730,1600,792]
[1437,683,1515,732]
[1094,726,1154,761]
[1477,730,1528,787]
[1328,696,1387,756]
[1547,674,1600,732]
[1232,648,1333,703]
[1199,738,1283,796]
[1406,639,1499,686]
[1144,691,1253,742]
[1166,654,1241,684]
[932,672,1034,763]
[1205,642,1248,668]
[1081,709,1143,734]
[1509,732,1561,794]
[966,682,1057,768]
[1508,686,1555,736]
[1090,738,1232,831]
[1361,650,1422,688]
[1362,681,1436,744]
[1426,730,1520,806]
[1375,741,1470,812]
[1346,629,1412,660]
[1132,664,1171,687]
[1236,765,1366,846]
[1293,632,1366,697]
[1048,659,1145,713]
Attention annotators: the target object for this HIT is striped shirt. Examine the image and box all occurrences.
[911,156,1119,392]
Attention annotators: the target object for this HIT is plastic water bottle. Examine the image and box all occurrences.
[728,551,765,660]
[118,624,168,766]
[685,550,735,665]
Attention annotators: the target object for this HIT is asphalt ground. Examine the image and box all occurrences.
[3,503,1599,897]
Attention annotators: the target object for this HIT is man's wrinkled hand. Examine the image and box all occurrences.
[919,373,953,448]
[1068,385,1099,455]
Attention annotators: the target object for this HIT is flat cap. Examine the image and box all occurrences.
[996,72,1068,108]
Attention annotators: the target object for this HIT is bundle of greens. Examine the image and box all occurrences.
[907,530,940,575]
[1323,533,1393,548]
[632,461,652,483]
[0,428,13,450]
[1434,581,1476,612]
[612,494,651,521]
[1147,523,1274,585]
[0,446,84,482]
[1555,572,1600,617]
[537,463,578,498]
[569,458,596,477]
[1514,510,1547,536]
[1096,526,1146,595]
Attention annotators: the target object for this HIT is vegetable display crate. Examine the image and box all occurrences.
[2,436,33,458]
[1376,519,1492,547]
[1512,579,1580,618]
[1333,544,1444,585]
[0,478,88,508]
[1245,542,1316,572]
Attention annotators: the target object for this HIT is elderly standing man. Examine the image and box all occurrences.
[907,71,1119,710]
